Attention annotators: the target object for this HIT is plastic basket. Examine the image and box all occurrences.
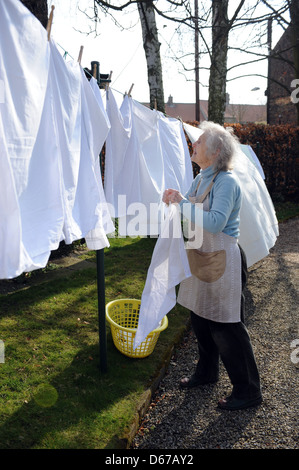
[105,299,168,358]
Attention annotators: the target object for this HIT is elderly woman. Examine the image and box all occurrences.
[163,121,262,411]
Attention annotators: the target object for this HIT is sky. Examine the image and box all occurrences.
[48,0,287,107]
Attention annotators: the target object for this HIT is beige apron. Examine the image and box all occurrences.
[177,173,242,323]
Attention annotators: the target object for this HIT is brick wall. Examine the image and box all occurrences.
[268,26,298,125]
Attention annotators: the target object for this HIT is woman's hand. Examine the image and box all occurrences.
[162,189,183,204]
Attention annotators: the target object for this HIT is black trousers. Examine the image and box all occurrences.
[190,246,262,400]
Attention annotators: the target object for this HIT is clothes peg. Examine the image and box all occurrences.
[46,5,55,41]
[106,71,112,90]
[77,46,84,65]
[128,83,134,97]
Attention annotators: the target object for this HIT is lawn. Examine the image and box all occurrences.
[0,236,189,449]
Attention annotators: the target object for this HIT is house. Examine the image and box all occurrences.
[160,94,266,124]
[267,25,297,125]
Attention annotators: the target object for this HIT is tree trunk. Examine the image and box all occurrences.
[20,0,48,29]
[208,0,229,125]
[138,0,165,113]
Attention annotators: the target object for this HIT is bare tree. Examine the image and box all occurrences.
[208,0,245,124]
[94,0,182,112]
[137,1,165,111]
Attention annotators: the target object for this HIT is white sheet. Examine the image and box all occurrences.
[105,93,193,236]
[183,123,279,267]
[157,112,193,194]
[133,204,191,349]
[0,0,114,278]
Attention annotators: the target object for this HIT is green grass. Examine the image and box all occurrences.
[0,236,189,449]
[274,200,299,222]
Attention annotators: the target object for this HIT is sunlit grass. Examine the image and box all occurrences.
[0,236,188,449]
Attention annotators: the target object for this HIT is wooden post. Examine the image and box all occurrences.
[46,5,55,41]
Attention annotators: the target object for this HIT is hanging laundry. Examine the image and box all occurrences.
[133,204,191,350]
[17,56,64,269]
[104,88,130,220]
[157,112,193,195]
[0,113,23,279]
[240,144,265,180]
[183,123,279,267]
[105,92,193,236]
[0,0,63,275]
[0,0,50,199]
[233,146,279,267]
[0,0,114,278]
[49,40,82,245]
[105,92,163,235]
[49,42,114,249]
[84,77,114,249]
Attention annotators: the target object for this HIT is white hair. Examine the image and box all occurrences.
[199,121,239,172]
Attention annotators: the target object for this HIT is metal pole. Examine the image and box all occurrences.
[97,248,107,373]
[95,83,107,373]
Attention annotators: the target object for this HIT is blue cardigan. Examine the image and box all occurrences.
[179,165,242,238]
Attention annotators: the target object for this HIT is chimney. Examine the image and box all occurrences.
[167,95,175,107]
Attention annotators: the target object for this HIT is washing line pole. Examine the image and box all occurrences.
[92,60,108,374]
[96,247,107,373]
[97,144,107,374]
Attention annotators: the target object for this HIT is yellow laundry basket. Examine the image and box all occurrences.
[105,299,168,358]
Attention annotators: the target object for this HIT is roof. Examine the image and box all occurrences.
[162,99,266,124]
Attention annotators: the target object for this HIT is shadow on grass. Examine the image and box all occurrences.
[0,236,188,449]
[0,340,156,449]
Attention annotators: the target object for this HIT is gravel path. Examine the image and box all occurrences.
[131,217,299,450]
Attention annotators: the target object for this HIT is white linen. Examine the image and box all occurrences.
[105,93,193,236]
[233,147,279,267]
[0,0,63,275]
[106,93,163,235]
[0,0,114,278]
[49,40,82,245]
[0,0,50,197]
[240,144,265,179]
[104,89,130,219]
[84,77,114,249]
[157,113,193,194]
[183,123,279,267]
[50,44,114,249]
[133,204,191,350]
[18,59,64,267]
[0,112,23,279]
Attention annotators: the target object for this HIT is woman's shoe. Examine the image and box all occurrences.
[180,374,218,389]
[217,394,262,410]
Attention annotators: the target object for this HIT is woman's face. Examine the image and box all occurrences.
[191,132,211,169]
